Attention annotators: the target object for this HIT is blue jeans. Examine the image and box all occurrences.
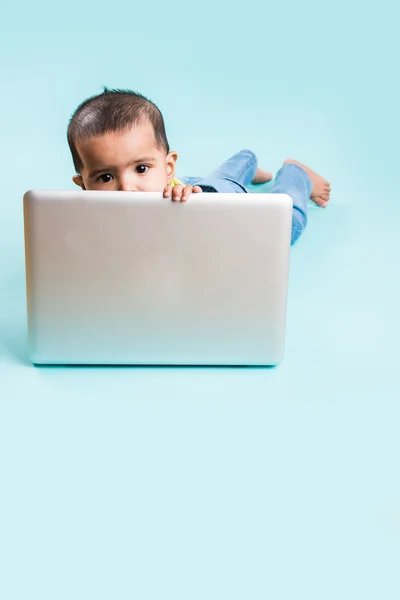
[181,149,312,245]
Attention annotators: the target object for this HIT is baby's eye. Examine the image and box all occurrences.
[136,165,149,174]
[97,173,113,183]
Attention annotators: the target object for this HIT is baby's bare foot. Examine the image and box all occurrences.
[252,168,273,184]
[283,159,331,207]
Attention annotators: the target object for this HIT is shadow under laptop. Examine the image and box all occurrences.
[32,362,276,370]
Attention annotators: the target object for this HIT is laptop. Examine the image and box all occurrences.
[23,190,293,366]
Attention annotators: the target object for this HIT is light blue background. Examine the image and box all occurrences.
[1,0,400,598]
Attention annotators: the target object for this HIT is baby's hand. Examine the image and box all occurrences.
[163,183,203,202]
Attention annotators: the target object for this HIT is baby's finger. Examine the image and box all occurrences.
[181,184,194,202]
[193,186,202,193]
[172,184,184,202]
[163,184,173,198]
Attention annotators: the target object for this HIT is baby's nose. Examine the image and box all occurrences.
[119,181,137,192]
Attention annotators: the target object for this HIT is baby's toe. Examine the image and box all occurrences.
[314,196,326,207]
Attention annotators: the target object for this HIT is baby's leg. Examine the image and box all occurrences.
[181,150,259,193]
[210,149,273,185]
[208,149,259,189]
[182,150,275,192]
[283,159,331,208]
[271,163,312,245]
[271,161,331,244]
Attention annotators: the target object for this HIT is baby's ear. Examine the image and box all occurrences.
[166,151,178,177]
[72,174,86,190]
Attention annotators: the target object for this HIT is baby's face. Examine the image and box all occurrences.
[72,120,177,192]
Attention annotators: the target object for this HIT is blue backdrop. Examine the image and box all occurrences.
[1,0,399,598]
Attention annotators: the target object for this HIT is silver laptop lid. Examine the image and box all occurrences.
[23,190,292,365]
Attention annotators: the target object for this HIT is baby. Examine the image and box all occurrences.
[67,87,331,245]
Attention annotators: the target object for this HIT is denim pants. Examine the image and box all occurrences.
[180,149,312,245]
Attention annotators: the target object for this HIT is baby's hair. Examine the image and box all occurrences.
[67,86,170,174]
